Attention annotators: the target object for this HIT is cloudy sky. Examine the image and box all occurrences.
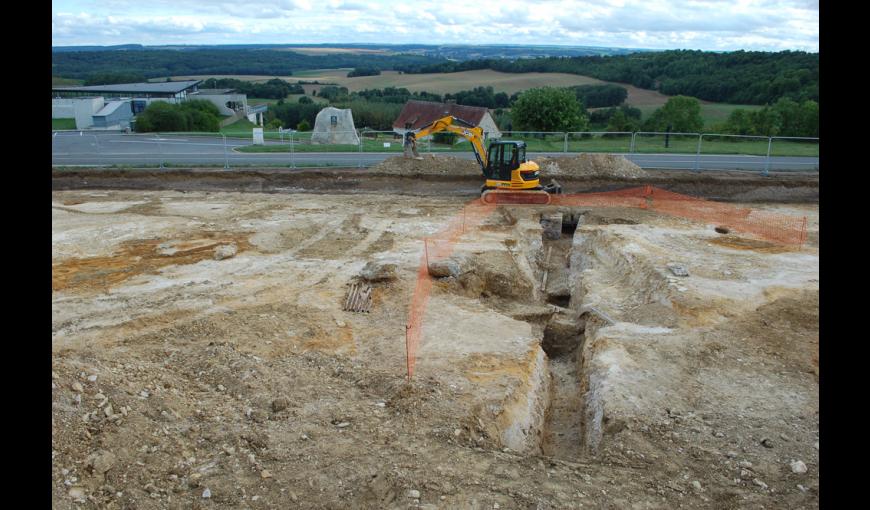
[52,0,818,51]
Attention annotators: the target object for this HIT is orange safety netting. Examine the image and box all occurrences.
[404,186,808,379]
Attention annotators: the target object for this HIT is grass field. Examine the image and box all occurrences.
[637,103,766,130]
[170,69,673,106]
[52,76,84,86]
[170,70,766,127]
[246,94,328,107]
[52,118,77,130]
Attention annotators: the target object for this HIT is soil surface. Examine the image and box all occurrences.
[538,154,648,179]
[52,190,818,509]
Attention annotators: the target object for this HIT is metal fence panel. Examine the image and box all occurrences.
[567,132,633,154]
[50,129,819,174]
[633,132,702,154]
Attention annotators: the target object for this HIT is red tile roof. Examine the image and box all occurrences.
[393,100,490,131]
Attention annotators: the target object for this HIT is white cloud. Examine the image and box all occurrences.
[51,0,818,51]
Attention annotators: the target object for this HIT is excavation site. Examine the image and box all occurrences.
[52,156,819,509]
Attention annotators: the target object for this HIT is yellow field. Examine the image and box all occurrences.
[170,69,673,107]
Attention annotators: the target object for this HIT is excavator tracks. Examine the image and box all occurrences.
[480,189,553,205]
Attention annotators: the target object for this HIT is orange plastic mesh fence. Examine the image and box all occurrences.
[404,186,807,379]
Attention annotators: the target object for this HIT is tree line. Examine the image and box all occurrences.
[395,50,818,105]
[52,49,443,80]
[200,78,304,99]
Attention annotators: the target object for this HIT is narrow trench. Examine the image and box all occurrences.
[536,212,587,460]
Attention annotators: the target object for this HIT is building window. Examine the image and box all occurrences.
[330,116,337,127]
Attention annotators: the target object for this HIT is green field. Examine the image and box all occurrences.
[246,94,328,107]
[636,103,765,130]
[52,76,84,86]
[52,118,76,130]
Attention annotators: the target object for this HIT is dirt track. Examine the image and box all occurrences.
[52,165,819,203]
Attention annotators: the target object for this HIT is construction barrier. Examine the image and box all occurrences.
[404,187,808,379]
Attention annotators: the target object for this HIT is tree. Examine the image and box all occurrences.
[606,108,640,132]
[134,100,221,133]
[297,119,311,131]
[510,87,589,132]
[720,109,754,135]
[643,96,703,132]
[134,102,188,132]
[266,118,283,130]
[298,96,313,104]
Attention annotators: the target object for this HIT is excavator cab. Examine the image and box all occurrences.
[484,141,527,181]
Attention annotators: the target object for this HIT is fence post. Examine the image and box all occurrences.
[694,134,702,172]
[630,132,637,153]
[563,132,568,153]
[156,133,164,169]
[222,133,229,169]
[764,137,772,176]
[358,131,363,168]
[290,131,295,169]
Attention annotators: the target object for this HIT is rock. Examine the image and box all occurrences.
[68,487,86,501]
[202,488,212,498]
[336,422,350,428]
[760,437,774,448]
[271,398,289,412]
[213,244,237,261]
[797,484,808,492]
[140,390,150,398]
[726,451,738,458]
[790,460,808,474]
[739,469,753,480]
[540,213,563,240]
[248,410,266,423]
[71,382,84,393]
[738,460,753,469]
[753,478,768,490]
[87,375,98,383]
[779,433,790,441]
[261,470,273,479]
[360,261,397,283]
[408,489,421,499]
[813,441,819,450]
[428,259,462,278]
[86,450,117,476]
[691,481,702,492]
[667,263,690,277]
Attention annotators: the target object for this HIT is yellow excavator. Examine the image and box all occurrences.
[404,115,561,205]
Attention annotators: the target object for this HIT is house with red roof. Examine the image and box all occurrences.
[392,100,502,140]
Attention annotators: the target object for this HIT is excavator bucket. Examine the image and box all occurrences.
[481,190,552,205]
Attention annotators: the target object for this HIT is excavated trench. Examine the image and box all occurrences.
[535,212,588,460]
[428,208,628,460]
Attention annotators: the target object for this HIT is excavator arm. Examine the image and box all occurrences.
[407,115,489,171]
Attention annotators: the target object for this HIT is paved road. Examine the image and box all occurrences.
[52,132,819,172]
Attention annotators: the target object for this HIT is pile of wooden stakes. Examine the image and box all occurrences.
[343,282,372,313]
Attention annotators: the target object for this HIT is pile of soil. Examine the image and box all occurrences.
[369,154,480,176]
[537,154,648,179]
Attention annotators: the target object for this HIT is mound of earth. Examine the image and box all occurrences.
[537,153,648,179]
[369,154,480,176]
